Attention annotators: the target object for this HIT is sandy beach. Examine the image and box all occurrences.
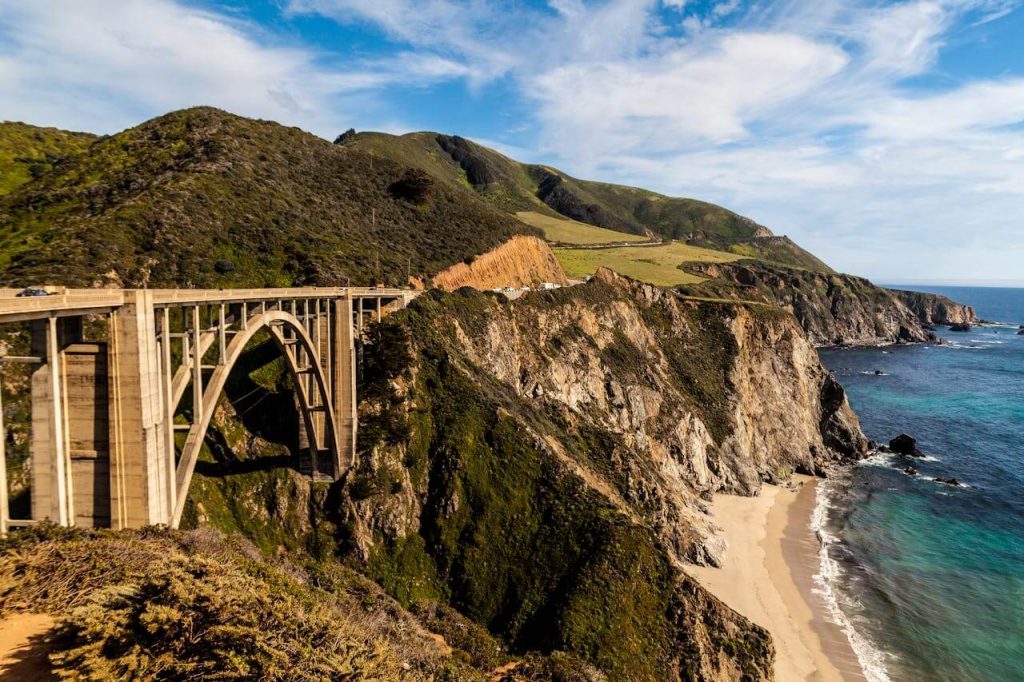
[687,476,867,681]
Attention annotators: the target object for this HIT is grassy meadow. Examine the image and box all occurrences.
[555,241,743,286]
[516,211,649,245]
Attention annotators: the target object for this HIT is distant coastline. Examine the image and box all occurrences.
[881,280,1024,289]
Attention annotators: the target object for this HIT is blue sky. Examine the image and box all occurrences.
[1,0,1023,282]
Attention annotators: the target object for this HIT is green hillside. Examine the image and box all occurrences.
[0,108,536,288]
[347,131,552,214]
[0,122,96,196]
[343,131,831,272]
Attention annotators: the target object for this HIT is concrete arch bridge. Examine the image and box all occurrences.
[0,287,416,532]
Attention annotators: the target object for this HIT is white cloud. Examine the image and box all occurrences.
[530,32,848,156]
[857,79,1024,139]
[713,0,743,17]
[286,0,522,84]
[856,1,949,77]
[0,0,458,136]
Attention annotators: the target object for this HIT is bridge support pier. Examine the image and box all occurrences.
[332,297,357,476]
[108,290,172,528]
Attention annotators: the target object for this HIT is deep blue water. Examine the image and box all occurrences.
[818,286,1024,682]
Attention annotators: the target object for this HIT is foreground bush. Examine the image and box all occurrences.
[0,525,479,680]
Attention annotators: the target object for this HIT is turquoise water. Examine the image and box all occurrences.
[818,286,1024,682]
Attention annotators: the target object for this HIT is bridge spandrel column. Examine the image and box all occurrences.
[29,318,71,524]
[331,298,357,477]
[108,290,171,528]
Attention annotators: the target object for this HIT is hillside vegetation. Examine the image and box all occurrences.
[348,131,551,214]
[343,131,831,272]
[0,108,536,288]
[0,122,96,197]
[0,525,503,680]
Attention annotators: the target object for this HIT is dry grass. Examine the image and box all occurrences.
[555,242,743,286]
[515,211,649,245]
[0,525,482,681]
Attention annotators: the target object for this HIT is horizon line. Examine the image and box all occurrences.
[878,278,1024,289]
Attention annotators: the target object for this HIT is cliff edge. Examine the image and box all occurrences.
[342,268,868,680]
[681,261,976,345]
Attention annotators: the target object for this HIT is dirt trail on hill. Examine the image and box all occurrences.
[0,613,57,680]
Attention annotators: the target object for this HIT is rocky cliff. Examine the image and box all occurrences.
[890,288,977,326]
[342,269,868,680]
[430,235,568,290]
[680,261,976,346]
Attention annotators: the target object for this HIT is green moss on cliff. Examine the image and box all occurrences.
[364,353,681,679]
[354,281,774,680]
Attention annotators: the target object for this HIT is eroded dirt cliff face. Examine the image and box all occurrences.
[681,261,976,346]
[430,235,568,290]
[343,269,867,680]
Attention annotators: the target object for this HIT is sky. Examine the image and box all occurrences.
[0,0,1022,282]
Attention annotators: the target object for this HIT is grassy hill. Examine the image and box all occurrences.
[515,210,649,245]
[0,122,96,196]
[343,131,831,272]
[0,109,536,288]
[347,131,551,215]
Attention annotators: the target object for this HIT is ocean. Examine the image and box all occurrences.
[817,285,1024,682]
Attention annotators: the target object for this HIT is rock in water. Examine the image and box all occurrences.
[948,322,972,332]
[904,466,918,476]
[890,433,924,457]
[935,477,961,486]
[1017,325,1024,336]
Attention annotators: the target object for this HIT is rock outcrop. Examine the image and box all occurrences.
[893,289,976,326]
[681,261,976,346]
[889,433,924,457]
[430,235,568,290]
[344,269,868,680]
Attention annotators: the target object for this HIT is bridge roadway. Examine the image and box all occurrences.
[0,286,417,533]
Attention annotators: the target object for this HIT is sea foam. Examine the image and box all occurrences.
[810,478,895,682]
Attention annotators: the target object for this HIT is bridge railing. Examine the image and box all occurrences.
[0,286,416,324]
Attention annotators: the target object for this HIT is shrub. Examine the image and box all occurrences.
[0,526,469,681]
[388,169,434,204]
[50,555,399,680]
[214,259,235,274]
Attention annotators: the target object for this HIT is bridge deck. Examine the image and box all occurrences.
[0,287,416,324]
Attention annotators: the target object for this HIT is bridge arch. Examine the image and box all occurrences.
[171,309,340,528]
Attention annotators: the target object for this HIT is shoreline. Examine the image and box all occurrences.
[686,476,867,681]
